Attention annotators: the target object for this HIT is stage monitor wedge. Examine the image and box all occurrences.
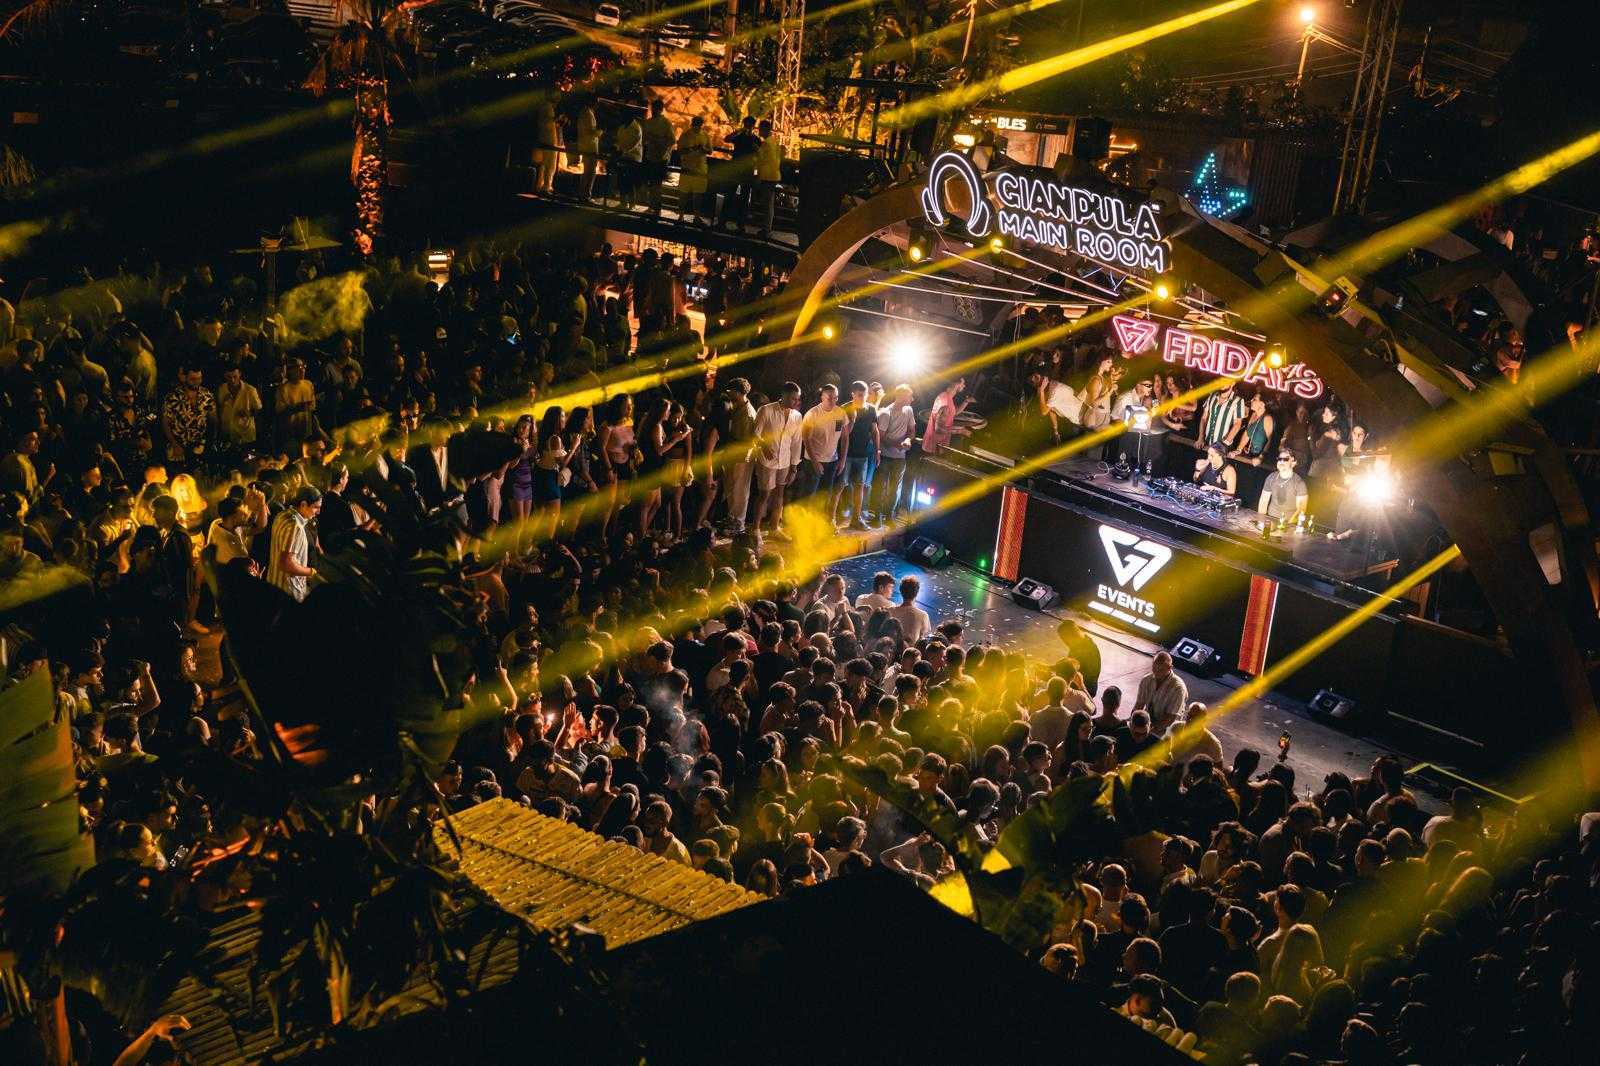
[1170,636,1224,677]
[1310,689,1360,724]
[903,536,951,568]
[1011,577,1060,611]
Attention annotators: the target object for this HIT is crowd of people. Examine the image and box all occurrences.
[532,99,789,239]
[1,223,1597,1066]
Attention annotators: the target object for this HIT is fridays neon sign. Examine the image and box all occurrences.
[1112,315,1326,401]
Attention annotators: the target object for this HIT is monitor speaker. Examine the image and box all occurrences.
[1170,636,1223,677]
[1010,577,1060,611]
[903,536,950,567]
[1310,689,1360,723]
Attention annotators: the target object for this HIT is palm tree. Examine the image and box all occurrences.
[305,1,435,256]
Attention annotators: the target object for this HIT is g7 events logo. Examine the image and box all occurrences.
[1091,524,1172,634]
[920,150,1170,274]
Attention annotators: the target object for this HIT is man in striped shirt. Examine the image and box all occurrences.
[267,487,321,602]
[1198,382,1247,450]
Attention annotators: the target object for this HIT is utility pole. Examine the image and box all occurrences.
[774,0,804,154]
[723,0,737,73]
[1333,0,1404,215]
[1294,17,1313,95]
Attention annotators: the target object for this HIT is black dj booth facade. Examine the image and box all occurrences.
[912,455,1517,749]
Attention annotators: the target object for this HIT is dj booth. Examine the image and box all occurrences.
[911,449,1518,753]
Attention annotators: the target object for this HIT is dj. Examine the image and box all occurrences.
[1192,443,1238,496]
[1258,450,1309,520]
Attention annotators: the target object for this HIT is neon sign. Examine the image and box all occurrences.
[922,150,1170,274]
[1092,524,1172,634]
[1111,314,1325,401]
[1192,151,1249,219]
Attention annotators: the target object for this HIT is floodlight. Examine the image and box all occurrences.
[1353,467,1396,506]
[887,334,926,376]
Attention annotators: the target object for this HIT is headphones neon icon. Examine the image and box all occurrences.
[921,150,994,238]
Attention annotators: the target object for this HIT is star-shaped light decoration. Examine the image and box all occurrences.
[1191,151,1249,219]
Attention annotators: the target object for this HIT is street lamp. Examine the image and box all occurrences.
[1295,6,1317,94]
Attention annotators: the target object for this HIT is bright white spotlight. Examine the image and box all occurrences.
[1299,5,1316,25]
[1353,467,1396,506]
[887,335,926,376]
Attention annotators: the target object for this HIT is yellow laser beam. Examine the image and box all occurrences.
[883,0,1266,128]
[1395,329,1600,468]
[1225,128,1600,337]
[1325,129,1600,281]
[1140,544,1462,774]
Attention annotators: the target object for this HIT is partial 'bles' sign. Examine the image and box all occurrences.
[921,151,1170,274]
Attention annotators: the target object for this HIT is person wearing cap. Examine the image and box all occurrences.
[111,320,159,402]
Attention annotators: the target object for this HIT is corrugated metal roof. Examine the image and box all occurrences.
[152,803,753,1064]
[442,799,759,947]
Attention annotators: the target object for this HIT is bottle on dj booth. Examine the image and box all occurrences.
[1145,459,1153,479]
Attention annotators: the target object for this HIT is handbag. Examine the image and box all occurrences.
[558,467,572,488]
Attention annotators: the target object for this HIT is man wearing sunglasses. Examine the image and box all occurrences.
[1258,451,1309,521]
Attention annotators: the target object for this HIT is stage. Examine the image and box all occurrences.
[908,450,1524,770]
[829,550,1436,808]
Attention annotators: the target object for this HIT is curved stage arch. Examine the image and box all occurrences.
[786,175,1600,787]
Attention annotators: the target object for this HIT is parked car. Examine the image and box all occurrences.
[659,21,690,48]
[491,0,544,18]
[500,8,581,34]
[594,3,621,26]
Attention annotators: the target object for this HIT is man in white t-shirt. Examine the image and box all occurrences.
[854,570,897,613]
[753,381,803,539]
[205,487,268,571]
[798,383,850,508]
[888,574,932,644]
